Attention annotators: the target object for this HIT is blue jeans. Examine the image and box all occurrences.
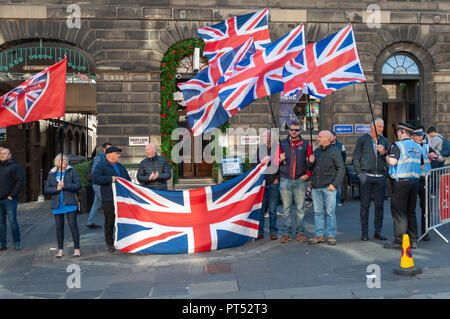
[259,182,279,235]
[279,178,307,236]
[88,184,102,225]
[312,188,337,237]
[0,198,20,247]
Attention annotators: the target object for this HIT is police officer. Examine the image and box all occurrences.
[412,128,443,242]
[384,122,422,249]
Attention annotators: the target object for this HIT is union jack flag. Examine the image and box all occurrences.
[218,24,305,114]
[112,157,270,254]
[283,24,366,98]
[1,72,48,122]
[0,57,66,127]
[177,39,256,136]
[197,8,271,64]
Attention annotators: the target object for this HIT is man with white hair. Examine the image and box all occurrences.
[308,130,345,245]
[352,118,390,242]
[137,143,172,190]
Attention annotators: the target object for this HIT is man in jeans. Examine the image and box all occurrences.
[279,121,312,243]
[308,131,345,245]
[251,129,280,240]
[87,142,111,229]
[352,118,390,241]
[0,148,24,251]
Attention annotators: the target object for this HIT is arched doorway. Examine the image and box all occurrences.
[174,46,212,178]
[381,53,421,143]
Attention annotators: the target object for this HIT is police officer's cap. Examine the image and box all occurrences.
[412,128,425,136]
[397,122,415,132]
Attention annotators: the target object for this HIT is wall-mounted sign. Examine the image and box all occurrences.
[240,136,260,145]
[129,136,149,146]
[0,127,5,142]
[355,124,371,134]
[221,156,243,177]
[333,125,353,134]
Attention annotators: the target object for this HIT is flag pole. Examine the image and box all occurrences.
[364,81,379,145]
[306,94,313,145]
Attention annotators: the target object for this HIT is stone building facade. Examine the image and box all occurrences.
[0,0,450,197]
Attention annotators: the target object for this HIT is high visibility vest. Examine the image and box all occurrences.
[389,139,422,181]
[421,143,432,177]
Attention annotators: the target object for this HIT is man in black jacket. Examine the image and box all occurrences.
[352,118,390,241]
[137,143,172,190]
[308,131,345,246]
[0,148,25,251]
[92,146,131,253]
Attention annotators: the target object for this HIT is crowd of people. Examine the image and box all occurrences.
[0,120,447,257]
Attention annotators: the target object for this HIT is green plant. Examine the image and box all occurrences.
[73,160,92,188]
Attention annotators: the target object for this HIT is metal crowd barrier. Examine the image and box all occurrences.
[419,165,450,243]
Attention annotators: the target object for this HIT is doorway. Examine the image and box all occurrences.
[381,53,421,144]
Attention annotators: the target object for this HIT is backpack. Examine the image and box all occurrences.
[438,135,450,157]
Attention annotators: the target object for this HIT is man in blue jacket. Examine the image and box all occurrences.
[92,146,131,253]
[87,142,111,229]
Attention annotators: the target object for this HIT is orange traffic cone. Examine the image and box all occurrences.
[394,234,422,276]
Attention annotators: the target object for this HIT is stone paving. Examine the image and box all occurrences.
[0,199,449,299]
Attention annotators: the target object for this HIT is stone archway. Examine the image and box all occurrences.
[373,42,436,131]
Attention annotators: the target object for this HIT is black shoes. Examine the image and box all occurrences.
[87,224,102,229]
[374,233,387,241]
[361,234,369,241]
[105,245,116,253]
[0,246,6,251]
[384,242,402,249]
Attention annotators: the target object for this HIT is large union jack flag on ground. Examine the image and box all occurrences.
[218,24,305,114]
[0,57,66,127]
[113,157,269,254]
[283,25,366,98]
[177,39,256,136]
[197,8,271,64]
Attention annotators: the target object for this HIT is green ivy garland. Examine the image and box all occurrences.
[160,38,205,185]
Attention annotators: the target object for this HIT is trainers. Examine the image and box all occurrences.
[308,235,325,244]
[280,235,291,243]
[256,234,264,240]
[14,243,22,251]
[411,241,418,249]
[264,213,269,218]
[337,203,343,207]
[327,237,337,245]
[296,233,307,243]
[270,234,278,240]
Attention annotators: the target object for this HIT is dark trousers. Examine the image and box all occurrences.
[54,211,80,250]
[359,175,386,235]
[390,179,419,244]
[102,201,115,246]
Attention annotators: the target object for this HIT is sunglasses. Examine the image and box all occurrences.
[289,128,300,132]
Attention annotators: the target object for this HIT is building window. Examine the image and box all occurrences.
[279,93,320,132]
[382,54,420,75]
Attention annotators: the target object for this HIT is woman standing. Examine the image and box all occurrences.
[44,154,81,258]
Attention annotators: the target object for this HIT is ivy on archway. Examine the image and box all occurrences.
[160,38,205,185]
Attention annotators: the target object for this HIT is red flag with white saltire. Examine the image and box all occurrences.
[0,57,66,127]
